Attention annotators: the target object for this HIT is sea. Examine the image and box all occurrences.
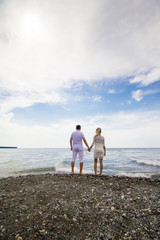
[0,148,160,179]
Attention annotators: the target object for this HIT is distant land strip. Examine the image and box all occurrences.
[0,146,17,149]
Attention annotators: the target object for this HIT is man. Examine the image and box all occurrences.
[70,125,90,174]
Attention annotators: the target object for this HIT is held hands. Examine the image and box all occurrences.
[88,147,92,152]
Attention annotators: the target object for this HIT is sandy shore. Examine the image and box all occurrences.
[0,174,159,240]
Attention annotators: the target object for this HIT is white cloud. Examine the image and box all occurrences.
[0,110,160,148]
[130,68,160,86]
[0,0,160,113]
[107,89,115,94]
[132,90,143,102]
[92,96,102,102]
[1,0,160,148]
[86,110,160,148]
[0,91,66,114]
[132,88,160,101]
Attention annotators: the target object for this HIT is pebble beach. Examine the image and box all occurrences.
[0,174,160,240]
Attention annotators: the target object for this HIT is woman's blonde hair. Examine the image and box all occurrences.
[94,128,101,138]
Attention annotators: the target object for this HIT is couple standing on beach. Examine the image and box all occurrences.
[70,125,106,175]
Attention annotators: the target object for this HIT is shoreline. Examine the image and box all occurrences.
[1,169,160,181]
[0,173,160,239]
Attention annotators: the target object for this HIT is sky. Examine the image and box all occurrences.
[0,0,160,148]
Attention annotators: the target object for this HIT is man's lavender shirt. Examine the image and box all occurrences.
[71,130,85,149]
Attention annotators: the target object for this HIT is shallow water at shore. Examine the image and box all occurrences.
[0,148,160,178]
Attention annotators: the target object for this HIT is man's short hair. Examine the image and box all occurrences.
[76,125,81,130]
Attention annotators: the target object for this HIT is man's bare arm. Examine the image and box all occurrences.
[83,138,90,151]
[70,138,73,151]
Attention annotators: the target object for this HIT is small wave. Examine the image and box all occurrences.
[151,172,160,179]
[131,158,160,167]
[117,171,153,178]
[55,162,71,173]
[54,161,94,174]
[0,160,14,165]
[15,167,56,174]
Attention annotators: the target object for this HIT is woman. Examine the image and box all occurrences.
[89,128,106,176]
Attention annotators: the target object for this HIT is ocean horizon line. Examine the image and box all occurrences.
[4,147,159,149]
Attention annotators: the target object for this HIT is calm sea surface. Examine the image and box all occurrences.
[0,148,160,179]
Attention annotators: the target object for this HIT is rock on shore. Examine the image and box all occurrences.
[0,174,160,240]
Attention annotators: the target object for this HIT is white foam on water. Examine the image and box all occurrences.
[135,159,160,167]
[116,171,153,178]
[55,162,72,173]
[54,161,94,174]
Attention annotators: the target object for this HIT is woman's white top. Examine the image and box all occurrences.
[92,135,105,159]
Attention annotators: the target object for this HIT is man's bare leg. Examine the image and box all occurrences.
[94,159,97,175]
[71,161,74,174]
[99,158,103,176]
[80,162,83,175]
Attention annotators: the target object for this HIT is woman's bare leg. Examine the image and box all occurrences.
[99,158,103,176]
[94,159,98,175]
[71,161,74,174]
